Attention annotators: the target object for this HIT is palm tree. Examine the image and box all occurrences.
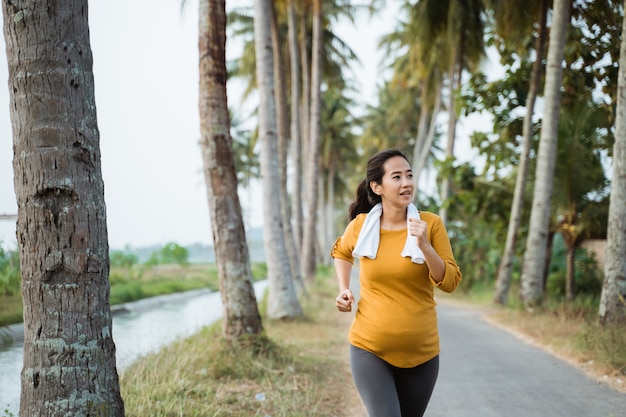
[270,3,305,293]
[405,0,486,224]
[287,0,304,258]
[492,0,549,305]
[520,0,571,308]
[379,26,445,199]
[254,0,303,318]
[552,100,610,301]
[599,0,626,325]
[2,2,124,415]
[300,0,323,283]
[319,88,360,253]
[198,0,264,338]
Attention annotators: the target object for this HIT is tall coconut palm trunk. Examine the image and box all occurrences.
[300,0,323,283]
[414,84,442,199]
[287,0,304,259]
[520,0,571,308]
[439,49,462,225]
[598,0,626,325]
[254,0,302,318]
[199,0,263,338]
[270,4,305,294]
[2,2,124,415]
[494,0,548,305]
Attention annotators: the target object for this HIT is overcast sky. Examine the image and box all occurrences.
[0,0,492,252]
[0,0,402,251]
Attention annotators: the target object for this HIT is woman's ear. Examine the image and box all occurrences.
[370,181,381,196]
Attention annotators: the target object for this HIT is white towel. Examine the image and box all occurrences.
[352,203,425,264]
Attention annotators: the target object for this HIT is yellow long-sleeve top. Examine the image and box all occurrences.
[331,211,462,368]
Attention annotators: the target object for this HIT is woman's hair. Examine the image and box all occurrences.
[348,149,410,220]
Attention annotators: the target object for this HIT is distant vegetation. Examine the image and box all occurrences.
[0,241,267,327]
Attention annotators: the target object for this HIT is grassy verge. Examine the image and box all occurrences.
[0,296,23,328]
[440,282,626,394]
[119,267,366,417]
[0,262,268,327]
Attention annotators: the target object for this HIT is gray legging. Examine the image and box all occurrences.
[350,345,439,417]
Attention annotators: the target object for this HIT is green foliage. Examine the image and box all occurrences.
[110,249,139,269]
[250,262,267,281]
[545,237,603,299]
[145,242,190,267]
[0,246,20,297]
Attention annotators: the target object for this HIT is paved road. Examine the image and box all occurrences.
[426,301,626,417]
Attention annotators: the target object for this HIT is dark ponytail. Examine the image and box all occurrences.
[348,179,379,220]
[347,149,409,220]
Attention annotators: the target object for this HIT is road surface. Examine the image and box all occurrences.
[426,301,625,417]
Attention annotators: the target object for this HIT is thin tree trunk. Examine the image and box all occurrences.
[270,3,304,294]
[300,7,311,193]
[598,0,626,325]
[199,0,263,338]
[300,0,322,283]
[415,85,442,198]
[565,245,575,302]
[494,0,548,305]
[2,2,124,415]
[254,0,302,318]
[439,48,461,225]
[326,156,336,265]
[288,0,304,258]
[412,82,431,190]
[520,0,570,309]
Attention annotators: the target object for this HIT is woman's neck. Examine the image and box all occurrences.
[380,203,407,230]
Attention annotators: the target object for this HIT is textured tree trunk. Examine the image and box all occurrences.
[198,0,263,338]
[565,245,575,302]
[299,7,311,191]
[598,0,626,325]
[300,0,322,283]
[415,85,442,198]
[412,82,430,178]
[254,0,303,319]
[439,48,461,225]
[287,0,304,258]
[270,4,304,294]
[2,1,124,415]
[520,0,571,309]
[494,0,548,305]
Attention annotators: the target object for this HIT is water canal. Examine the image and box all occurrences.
[0,281,268,415]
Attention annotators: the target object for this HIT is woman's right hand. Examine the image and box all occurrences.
[336,289,355,312]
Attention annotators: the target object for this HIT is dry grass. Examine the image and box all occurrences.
[119,273,366,417]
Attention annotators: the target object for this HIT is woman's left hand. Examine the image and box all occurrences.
[408,217,428,248]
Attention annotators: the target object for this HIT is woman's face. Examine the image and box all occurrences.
[371,156,414,207]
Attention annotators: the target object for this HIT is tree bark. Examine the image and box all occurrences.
[598,0,626,325]
[288,0,304,259]
[520,0,571,308]
[439,47,462,225]
[199,0,264,339]
[2,1,124,415]
[270,3,304,294]
[254,0,303,318]
[300,0,322,283]
[494,0,548,305]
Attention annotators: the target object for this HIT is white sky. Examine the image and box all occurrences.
[0,0,496,251]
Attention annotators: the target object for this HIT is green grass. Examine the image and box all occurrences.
[119,269,365,417]
[0,296,23,328]
[0,262,267,327]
